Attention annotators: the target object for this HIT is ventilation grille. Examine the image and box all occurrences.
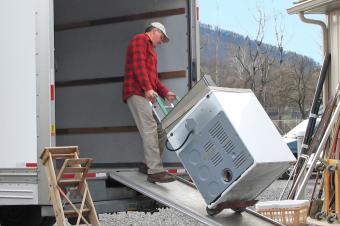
[204,142,223,167]
[233,151,248,169]
[209,121,235,154]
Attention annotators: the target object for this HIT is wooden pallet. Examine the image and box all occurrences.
[40,146,100,226]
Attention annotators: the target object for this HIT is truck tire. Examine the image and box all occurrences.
[39,217,56,226]
[0,206,55,226]
[206,206,222,216]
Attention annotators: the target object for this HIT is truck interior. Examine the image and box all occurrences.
[53,0,192,168]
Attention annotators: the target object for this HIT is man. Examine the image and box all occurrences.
[123,22,176,183]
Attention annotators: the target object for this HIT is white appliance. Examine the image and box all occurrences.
[166,87,296,208]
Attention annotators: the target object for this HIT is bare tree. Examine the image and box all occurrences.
[214,26,222,85]
[198,6,319,123]
[231,40,258,89]
[200,33,209,75]
[231,8,278,107]
[274,12,285,64]
[282,55,319,119]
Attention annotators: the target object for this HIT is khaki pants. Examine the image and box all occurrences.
[127,95,166,174]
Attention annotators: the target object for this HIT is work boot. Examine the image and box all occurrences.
[138,163,149,174]
[147,172,175,183]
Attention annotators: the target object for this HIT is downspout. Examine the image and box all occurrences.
[299,12,329,101]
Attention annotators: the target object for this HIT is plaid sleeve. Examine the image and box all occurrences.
[155,78,170,99]
[129,36,152,92]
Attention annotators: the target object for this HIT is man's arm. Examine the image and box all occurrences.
[154,79,177,102]
[130,36,152,92]
[154,78,169,99]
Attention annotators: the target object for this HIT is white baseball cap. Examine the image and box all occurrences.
[150,22,169,43]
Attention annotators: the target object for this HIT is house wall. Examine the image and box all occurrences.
[329,9,340,96]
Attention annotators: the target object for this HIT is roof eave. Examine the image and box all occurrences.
[287,0,339,14]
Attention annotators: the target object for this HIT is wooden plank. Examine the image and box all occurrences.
[47,153,68,226]
[55,70,187,87]
[58,187,91,225]
[76,186,88,225]
[58,178,83,186]
[66,158,91,165]
[81,181,100,226]
[56,159,70,183]
[330,159,340,215]
[336,164,340,216]
[63,167,88,173]
[55,8,185,31]
[64,208,91,217]
[52,153,76,158]
[324,161,331,215]
[41,146,79,163]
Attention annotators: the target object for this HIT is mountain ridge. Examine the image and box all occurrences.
[199,23,319,66]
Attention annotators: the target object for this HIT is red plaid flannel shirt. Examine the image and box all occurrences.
[122,33,169,103]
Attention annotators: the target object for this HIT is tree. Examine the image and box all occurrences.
[199,20,320,125]
[214,26,222,85]
[230,8,278,107]
[280,54,319,119]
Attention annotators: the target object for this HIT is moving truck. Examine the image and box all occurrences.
[0,0,286,225]
[0,0,199,225]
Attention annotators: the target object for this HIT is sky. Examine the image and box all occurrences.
[199,0,324,63]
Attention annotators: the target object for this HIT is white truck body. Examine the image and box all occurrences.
[0,0,199,223]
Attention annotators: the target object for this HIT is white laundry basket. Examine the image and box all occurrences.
[256,200,310,226]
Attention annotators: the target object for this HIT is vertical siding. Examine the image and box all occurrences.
[329,10,340,97]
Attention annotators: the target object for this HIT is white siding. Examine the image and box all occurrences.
[329,9,340,96]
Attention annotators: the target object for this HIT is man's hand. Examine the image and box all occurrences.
[145,89,158,102]
[165,91,176,103]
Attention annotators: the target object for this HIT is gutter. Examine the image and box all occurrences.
[298,12,328,55]
[287,0,336,14]
[298,12,329,100]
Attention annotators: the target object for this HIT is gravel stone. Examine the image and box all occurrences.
[55,179,317,225]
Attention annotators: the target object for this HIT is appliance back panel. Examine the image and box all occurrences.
[178,111,254,204]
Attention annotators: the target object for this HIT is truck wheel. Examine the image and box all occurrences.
[327,165,337,173]
[279,170,290,180]
[206,206,222,216]
[327,213,338,223]
[0,206,55,226]
[0,206,29,226]
[39,217,56,226]
[315,211,326,220]
[315,163,325,172]
[232,207,246,213]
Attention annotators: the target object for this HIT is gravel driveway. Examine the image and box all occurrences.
[58,179,317,226]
